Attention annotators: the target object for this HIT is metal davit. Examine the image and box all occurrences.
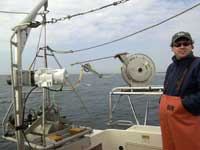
[2,0,92,149]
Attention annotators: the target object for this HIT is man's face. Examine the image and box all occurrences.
[172,38,193,60]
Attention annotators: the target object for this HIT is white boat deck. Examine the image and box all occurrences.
[60,125,162,150]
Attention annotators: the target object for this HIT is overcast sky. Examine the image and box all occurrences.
[0,0,200,74]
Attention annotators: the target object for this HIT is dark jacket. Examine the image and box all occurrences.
[164,52,200,115]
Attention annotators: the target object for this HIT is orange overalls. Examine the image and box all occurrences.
[159,94,200,150]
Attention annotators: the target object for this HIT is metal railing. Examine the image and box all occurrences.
[107,86,163,126]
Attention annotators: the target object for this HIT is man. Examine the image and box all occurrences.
[159,31,200,150]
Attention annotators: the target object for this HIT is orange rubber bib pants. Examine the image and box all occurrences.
[159,94,200,150]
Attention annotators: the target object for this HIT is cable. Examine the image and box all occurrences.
[47,46,74,54]
[47,0,130,24]
[72,2,200,52]
[44,86,63,92]
[1,0,129,18]
[29,26,44,70]
[66,79,93,121]
[0,10,42,16]
[71,55,114,66]
[0,10,29,15]
[48,2,200,54]
[22,86,38,126]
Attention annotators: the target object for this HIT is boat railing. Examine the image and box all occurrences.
[107,86,163,127]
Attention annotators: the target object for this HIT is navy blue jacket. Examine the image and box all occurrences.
[164,52,200,115]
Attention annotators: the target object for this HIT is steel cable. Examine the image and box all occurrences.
[47,2,200,53]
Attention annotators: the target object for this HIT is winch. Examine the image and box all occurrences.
[115,52,156,86]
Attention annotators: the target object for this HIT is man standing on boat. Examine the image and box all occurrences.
[159,31,200,150]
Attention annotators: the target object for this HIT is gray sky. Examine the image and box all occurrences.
[0,0,200,74]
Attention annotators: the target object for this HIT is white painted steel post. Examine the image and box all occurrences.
[11,0,48,149]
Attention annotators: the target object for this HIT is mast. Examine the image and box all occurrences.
[10,0,48,149]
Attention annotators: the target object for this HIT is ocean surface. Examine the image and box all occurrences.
[0,73,165,149]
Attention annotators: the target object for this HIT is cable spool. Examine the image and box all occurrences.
[115,53,155,86]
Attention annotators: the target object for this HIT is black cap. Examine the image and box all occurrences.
[171,31,192,45]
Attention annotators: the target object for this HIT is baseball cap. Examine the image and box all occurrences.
[171,31,193,44]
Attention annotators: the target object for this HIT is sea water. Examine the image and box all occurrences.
[0,73,165,149]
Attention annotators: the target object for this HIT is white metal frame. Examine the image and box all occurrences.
[9,0,48,149]
[108,86,163,126]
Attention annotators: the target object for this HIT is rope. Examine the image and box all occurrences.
[66,79,91,116]
[62,68,84,91]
